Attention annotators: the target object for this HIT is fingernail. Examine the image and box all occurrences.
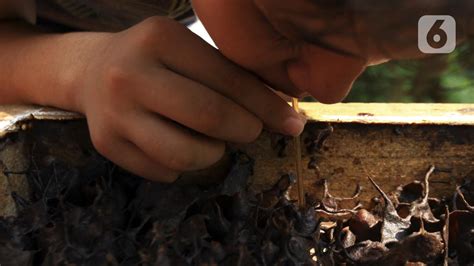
[283,115,306,136]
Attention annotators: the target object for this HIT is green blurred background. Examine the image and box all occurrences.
[335,42,474,103]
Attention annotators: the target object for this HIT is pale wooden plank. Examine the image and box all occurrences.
[1,103,474,212]
[300,103,474,125]
[2,103,474,138]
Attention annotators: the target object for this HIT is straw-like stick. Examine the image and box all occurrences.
[292,98,305,207]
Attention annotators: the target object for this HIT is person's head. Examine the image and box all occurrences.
[193,0,467,102]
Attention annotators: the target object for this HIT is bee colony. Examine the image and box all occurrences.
[0,103,473,265]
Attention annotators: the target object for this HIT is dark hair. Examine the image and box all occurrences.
[278,0,473,58]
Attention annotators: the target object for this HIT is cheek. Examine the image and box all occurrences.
[193,0,305,96]
[287,45,367,103]
[194,0,280,66]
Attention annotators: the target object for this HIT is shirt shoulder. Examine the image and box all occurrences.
[37,0,195,31]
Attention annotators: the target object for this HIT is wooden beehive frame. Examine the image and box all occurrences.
[1,103,474,217]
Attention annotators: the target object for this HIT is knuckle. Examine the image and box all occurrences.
[142,16,175,30]
[103,66,131,94]
[134,16,179,47]
[158,171,180,183]
[90,130,112,157]
[164,151,196,171]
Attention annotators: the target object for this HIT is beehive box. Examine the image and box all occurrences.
[1,103,474,217]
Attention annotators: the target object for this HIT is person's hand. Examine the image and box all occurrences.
[69,17,306,182]
[194,0,469,102]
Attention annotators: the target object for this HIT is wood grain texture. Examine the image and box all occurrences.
[1,103,474,215]
[0,134,30,217]
[234,123,474,206]
[298,103,474,125]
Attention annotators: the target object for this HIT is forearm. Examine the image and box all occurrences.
[0,20,110,111]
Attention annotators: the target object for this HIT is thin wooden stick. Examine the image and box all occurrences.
[292,98,305,207]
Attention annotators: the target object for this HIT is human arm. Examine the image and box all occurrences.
[0,1,306,181]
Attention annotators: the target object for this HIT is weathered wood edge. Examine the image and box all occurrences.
[1,102,474,216]
[299,103,474,125]
[0,105,82,138]
[2,103,474,139]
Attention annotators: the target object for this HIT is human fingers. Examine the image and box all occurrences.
[119,66,263,143]
[139,16,305,135]
[88,126,179,183]
[119,109,226,172]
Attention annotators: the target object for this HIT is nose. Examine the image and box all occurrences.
[286,44,367,103]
